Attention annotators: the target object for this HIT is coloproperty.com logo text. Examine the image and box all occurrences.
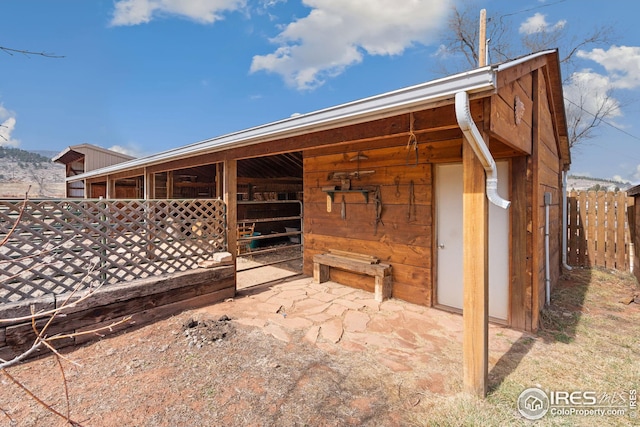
[517,387,637,420]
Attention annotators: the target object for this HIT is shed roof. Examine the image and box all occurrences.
[53,144,135,165]
[627,184,640,196]
[69,50,568,182]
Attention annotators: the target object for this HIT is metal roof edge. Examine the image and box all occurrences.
[52,146,74,163]
[495,49,558,72]
[70,66,496,182]
[54,143,136,164]
[627,184,640,196]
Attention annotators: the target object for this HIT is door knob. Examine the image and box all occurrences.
[438,243,445,249]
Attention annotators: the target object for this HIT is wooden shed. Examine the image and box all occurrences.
[68,50,570,334]
[53,143,136,198]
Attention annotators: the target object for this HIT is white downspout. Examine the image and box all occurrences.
[544,192,552,305]
[455,91,511,209]
[562,170,573,271]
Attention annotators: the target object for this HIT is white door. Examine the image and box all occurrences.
[435,162,509,320]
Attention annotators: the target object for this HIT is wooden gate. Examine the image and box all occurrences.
[566,190,633,270]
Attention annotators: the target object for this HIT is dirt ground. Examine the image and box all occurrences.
[1,264,639,427]
[2,313,404,426]
[0,268,462,427]
[0,297,417,426]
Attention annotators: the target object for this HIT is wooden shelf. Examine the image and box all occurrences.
[323,189,369,203]
[175,182,214,188]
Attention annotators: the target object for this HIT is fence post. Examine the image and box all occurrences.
[615,192,627,270]
[98,198,108,284]
[568,190,577,265]
[582,191,591,266]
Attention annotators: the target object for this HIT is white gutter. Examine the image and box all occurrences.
[454,91,510,209]
[496,49,557,72]
[68,67,496,183]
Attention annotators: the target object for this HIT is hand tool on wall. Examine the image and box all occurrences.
[407,180,416,222]
[341,195,346,220]
[374,186,384,235]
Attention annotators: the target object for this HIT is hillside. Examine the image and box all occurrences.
[566,175,633,192]
[0,147,65,198]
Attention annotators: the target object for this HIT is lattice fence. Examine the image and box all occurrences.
[0,199,226,303]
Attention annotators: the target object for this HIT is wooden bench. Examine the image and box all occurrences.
[313,252,392,302]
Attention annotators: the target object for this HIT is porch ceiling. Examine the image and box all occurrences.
[238,152,303,179]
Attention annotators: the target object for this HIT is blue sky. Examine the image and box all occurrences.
[1,0,640,182]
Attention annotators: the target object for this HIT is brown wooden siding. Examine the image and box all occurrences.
[509,155,533,330]
[303,137,461,306]
[490,74,533,155]
[533,69,562,320]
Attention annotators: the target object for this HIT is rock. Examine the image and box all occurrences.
[304,325,320,344]
[343,310,370,332]
[198,252,233,268]
[264,324,291,342]
[320,318,343,344]
[212,252,233,263]
[619,296,635,305]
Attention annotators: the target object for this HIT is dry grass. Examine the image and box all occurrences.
[0,160,65,199]
[409,267,640,426]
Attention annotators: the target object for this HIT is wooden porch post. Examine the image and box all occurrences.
[462,139,489,398]
[106,176,115,199]
[166,171,174,199]
[216,163,223,199]
[224,159,238,259]
[144,168,155,200]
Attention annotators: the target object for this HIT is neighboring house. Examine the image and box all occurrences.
[53,144,135,198]
[66,50,570,333]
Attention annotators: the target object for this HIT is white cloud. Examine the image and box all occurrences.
[108,144,140,157]
[519,12,566,35]
[563,45,640,132]
[0,104,20,148]
[577,45,640,90]
[250,0,452,90]
[634,165,640,181]
[432,44,453,59]
[110,0,246,26]
[564,69,621,121]
[612,175,630,183]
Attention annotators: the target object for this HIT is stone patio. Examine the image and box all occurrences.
[195,272,528,394]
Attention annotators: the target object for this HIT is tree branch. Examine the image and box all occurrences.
[440,0,621,149]
[1,369,84,426]
[1,45,64,59]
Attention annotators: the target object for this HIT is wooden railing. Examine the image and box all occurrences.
[566,190,634,270]
[0,199,226,303]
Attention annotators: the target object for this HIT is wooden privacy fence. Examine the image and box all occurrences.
[566,190,634,270]
[0,198,227,303]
